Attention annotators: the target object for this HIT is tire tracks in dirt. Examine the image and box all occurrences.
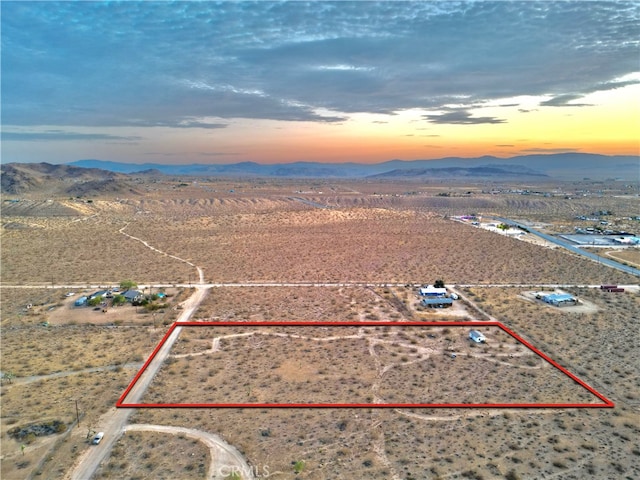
[119,223,204,283]
[124,424,254,480]
[66,225,256,479]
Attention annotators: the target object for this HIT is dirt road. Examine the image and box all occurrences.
[10,362,143,386]
[66,284,209,480]
[29,226,218,479]
[125,424,254,480]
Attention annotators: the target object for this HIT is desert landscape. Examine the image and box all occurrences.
[4,1,640,478]
[135,322,605,406]
[1,173,639,480]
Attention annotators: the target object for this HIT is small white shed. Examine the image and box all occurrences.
[469,330,486,343]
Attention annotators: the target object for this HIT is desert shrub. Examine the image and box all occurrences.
[8,420,67,442]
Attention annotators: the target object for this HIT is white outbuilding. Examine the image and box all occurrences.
[469,330,486,343]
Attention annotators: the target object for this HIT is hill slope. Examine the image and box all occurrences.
[0,162,140,196]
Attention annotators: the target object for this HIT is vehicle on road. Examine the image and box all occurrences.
[92,432,104,445]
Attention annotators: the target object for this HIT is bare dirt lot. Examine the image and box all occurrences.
[194,285,471,322]
[139,324,603,407]
[2,179,639,480]
[92,429,210,479]
[582,247,640,268]
[518,289,599,314]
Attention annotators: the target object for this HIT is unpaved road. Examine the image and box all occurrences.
[67,232,218,479]
[66,282,212,480]
[3,282,638,291]
[124,424,253,480]
[10,362,143,386]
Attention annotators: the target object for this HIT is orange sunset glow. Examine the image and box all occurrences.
[2,2,638,166]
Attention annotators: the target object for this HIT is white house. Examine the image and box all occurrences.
[419,285,447,297]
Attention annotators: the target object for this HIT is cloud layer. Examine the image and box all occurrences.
[2,1,639,131]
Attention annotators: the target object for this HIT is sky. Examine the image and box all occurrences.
[2,1,639,165]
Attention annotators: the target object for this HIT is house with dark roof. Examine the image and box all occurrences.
[122,290,143,303]
[421,297,453,308]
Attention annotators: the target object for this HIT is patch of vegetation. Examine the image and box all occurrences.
[8,420,67,443]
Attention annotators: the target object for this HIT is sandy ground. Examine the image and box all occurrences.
[44,288,181,326]
[124,424,253,480]
[518,289,599,314]
[2,181,639,480]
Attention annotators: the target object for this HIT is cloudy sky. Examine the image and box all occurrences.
[2,1,639,164]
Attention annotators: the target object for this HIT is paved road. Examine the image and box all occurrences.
[492,216,640,278]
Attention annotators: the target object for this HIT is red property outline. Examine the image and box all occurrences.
[117,321,614,408]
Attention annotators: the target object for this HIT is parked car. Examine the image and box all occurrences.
[92,432,104,445]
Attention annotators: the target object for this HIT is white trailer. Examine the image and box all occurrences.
[469,330,486,343]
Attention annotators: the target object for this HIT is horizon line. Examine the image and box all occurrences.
[5,151,638,167]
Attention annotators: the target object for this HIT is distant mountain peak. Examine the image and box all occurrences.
[35,152,640,181]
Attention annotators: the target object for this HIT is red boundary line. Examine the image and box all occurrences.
[117,321,614,408]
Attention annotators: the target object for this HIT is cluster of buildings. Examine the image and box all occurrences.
[535,292,578,307]
[419,285,458,308]
[415,284,490,345]
[74,288,149,306]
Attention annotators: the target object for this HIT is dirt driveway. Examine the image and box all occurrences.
[518,290,599,314]
[47,288,181,326]
[124,424,254,480]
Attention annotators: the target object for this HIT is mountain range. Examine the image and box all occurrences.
[66,153,638,180]
[2,154,638,196]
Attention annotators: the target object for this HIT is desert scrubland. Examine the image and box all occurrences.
[119,200,636,285]
[1,178,639,480]
[141,324,601,406]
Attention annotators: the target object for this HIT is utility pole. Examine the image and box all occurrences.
[75,399,80,426]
